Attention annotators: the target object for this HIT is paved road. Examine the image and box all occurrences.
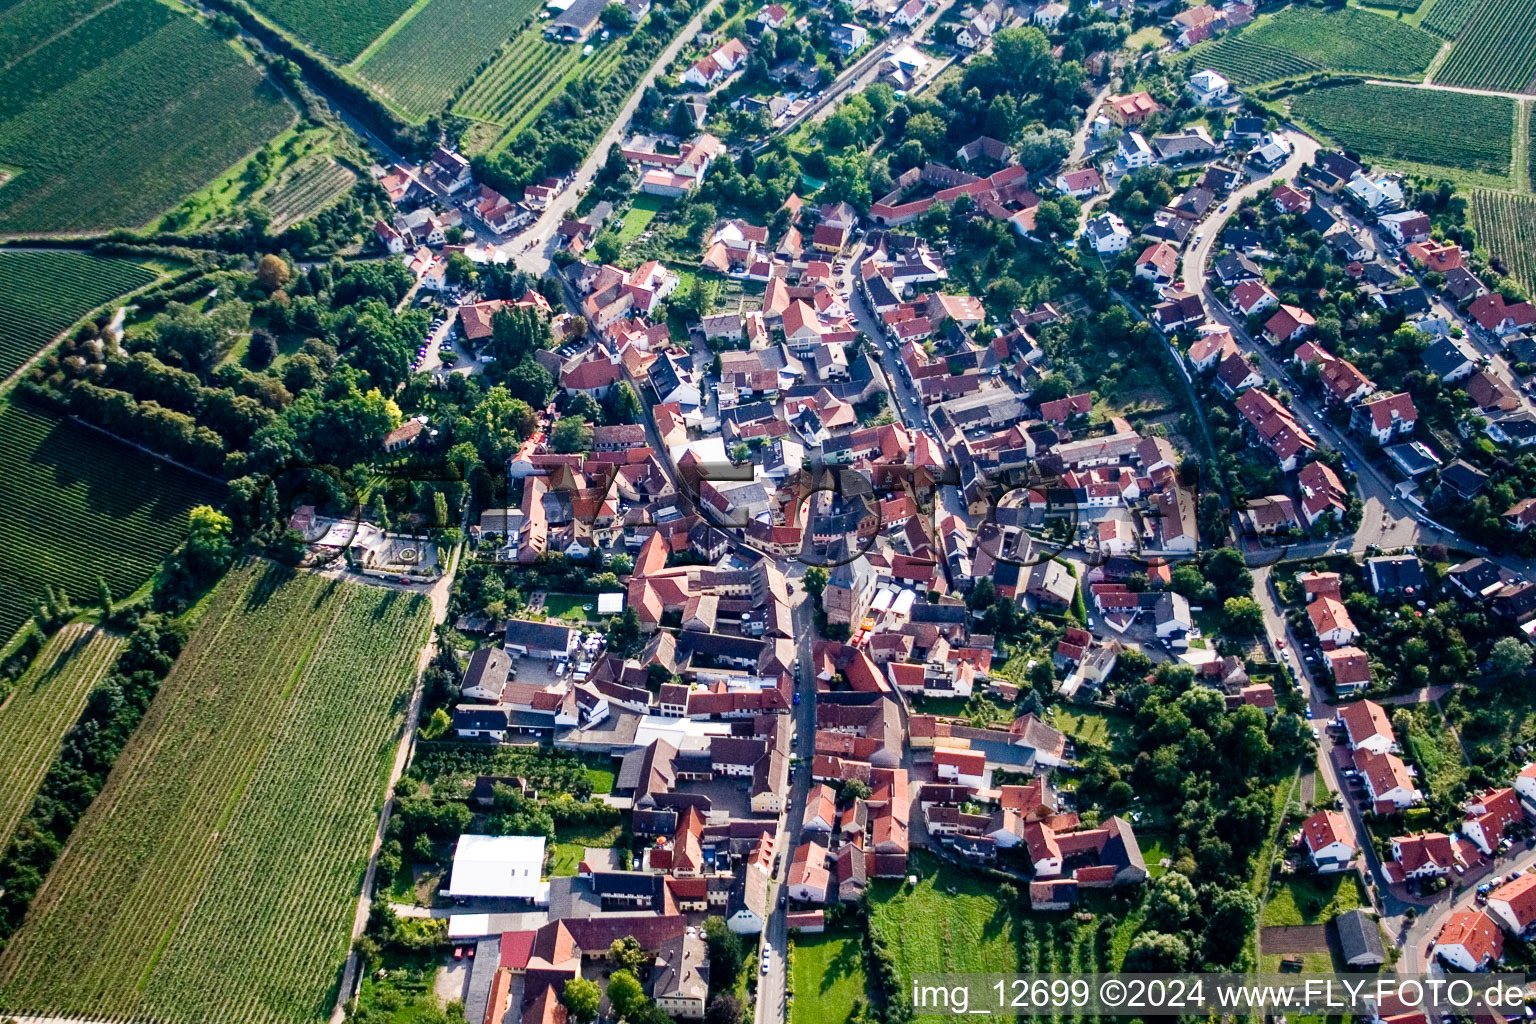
[503,0,728,277]
[1363,77,1536,104]
[329,544,462,1023]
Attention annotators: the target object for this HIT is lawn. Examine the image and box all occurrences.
[617,195,667,243]
[791,927,871,1024]
[1402,708,1468,797]
[353,945,446,1024]
[584,756,616,795]
[1124,24,1166,51]
[0,563,433,1024]
[1048,705,1131,750]
[0,401,224,645]
[0,0,296,231]
[540,592,594,622]
[1137,832,1173,878]
[1261,873,1366,927]
[550,822,623,876]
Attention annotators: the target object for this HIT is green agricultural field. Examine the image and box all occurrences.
[0,251,157,381]
[0,0,117,66]
[358,0,544,121]
[0,562,431,1024]
[249,0,415,62]
[1472,189,1536,294]
[1434,0,1536,93]
[1290,83,1513,178]
[0,624,123,853]
[791,927,872,1024]
[0,401,223,644]
[261,158,356,231]
[1421,0,1480,37]
[1179,6,1439,85]
[455,33,625,151]
[0,0,295,232]
[871,853,1143,1024]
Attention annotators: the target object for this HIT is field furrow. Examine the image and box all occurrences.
[0,563,430,1024]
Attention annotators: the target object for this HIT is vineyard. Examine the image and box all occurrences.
[0,0,117,68]
[1360,0,1422,10]
[249,0,413,62]
[1434,0,1536,93]
[458,34,628,151]
[1422,0,1480,37]
[0,251,157,380]
[262,158,357,230]
[0,563,431,1024]
[357,0,544,121]
[0,402,223,644]
[0,624,123,853]
[1290,83,1513,177]
[0,0,295,231]
[1472,190,1536,295]
[1180,6,1439,84]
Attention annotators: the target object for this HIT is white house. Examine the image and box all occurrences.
[1432,910,1503,972]
[1083,212,1131,254]
[446,834,547,901]
[933,747,986,789]
[1187,68,1230,106]
[1338,700,1395,755]
[1118,131,1154,169]
[786,842,831,903]
[1032,1,1067,29]
[1055,167,1103,199]
[1516,763,1536,814]
[1486,875,1536,935]
[1354,747,1420,810]
[1462,788,1526,856]
[1299,810,1355,873]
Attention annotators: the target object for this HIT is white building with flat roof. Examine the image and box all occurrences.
[447,835,548,901]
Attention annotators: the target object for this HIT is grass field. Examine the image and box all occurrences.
[1049,706,1131,750]
[0,251,157,380]
[0,562,431,1024]
[616,194,667,243]
[871,853,1142,1023]
[249,0,415,62]
[0,0,295,232]
[357,0,543,121]
[262,157,356,231]
[1472,189,1536,293]
[791,927,870,1024]
[1290,83,1513,178]
[0,402,224,644]
[1261,873,1366,927]
[1433,0,1536,93]
[0,624,123,853]
[1179,6,1439,85]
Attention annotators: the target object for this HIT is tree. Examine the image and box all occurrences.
[839,778,871,801]
[1491,636,1533,675]
[248,328,278,368]
[802,565,829,598]
[551,414,594,453]
[705,994,745,1024]
[562,977,602,1024]
[1123,931,1190,972]
[96,576,113,618]
[256,254,291,292]
[729,443,751,464]
[507,358,555,408]
[609,936,652,975]
[1205,887,1258,965]
[606,970,647,1021]
[1221,597,1264,637]
[704,916,744,988]
[185,505,234,578]
[600,0,634,29]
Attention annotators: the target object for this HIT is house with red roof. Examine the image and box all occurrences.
[1385,832,1458,883]
[1235,389,1315,470]
[1355,747,1420,811]
[1487,874,1536,934]
[1432,910,1503,972]
[1323,646,1372,695]
[1263,304,1316,345]
[1104,91,1159,126]
[1229,280,1277,318]
[1135,242,1179,286]
[1406,240,1465,274]
[1299,810,1355,872]
[1307,594,1358,647]
[1352,391,1417,444]
[1462,788,1527,855]
[1469,293,1536,339]
[1339,699,1394,754]
[1298,461,1348,527]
